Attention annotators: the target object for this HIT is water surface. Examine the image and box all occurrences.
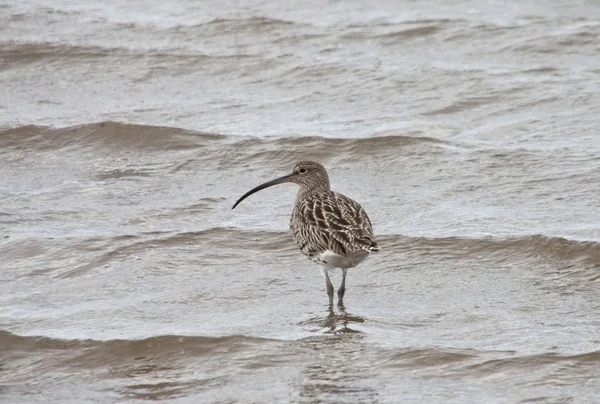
[1,0,600,403]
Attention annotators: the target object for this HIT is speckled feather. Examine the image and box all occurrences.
[291,190,379,261]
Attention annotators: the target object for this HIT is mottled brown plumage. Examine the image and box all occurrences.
[232,161,379,306]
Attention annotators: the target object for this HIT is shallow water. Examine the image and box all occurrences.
[1,0,600,403]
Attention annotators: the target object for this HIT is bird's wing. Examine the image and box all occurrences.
[297,191,378,255]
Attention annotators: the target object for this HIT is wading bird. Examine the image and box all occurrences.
[232,161,380,306]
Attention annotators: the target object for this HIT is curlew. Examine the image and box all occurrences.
[232,161,380,306]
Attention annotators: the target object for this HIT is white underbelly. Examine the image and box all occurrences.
[312,249,370,269]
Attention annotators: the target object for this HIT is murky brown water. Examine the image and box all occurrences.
[2,0,600,403]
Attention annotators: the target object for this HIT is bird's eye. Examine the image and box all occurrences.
[299,168,307,174]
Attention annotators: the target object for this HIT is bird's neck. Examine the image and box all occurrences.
[296,182,330,200]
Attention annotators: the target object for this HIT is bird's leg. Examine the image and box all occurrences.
[320,268,334,307]
[337,268,348,304]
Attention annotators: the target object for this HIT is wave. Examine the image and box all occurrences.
[0,41,239,69]
[0,122,223,152]
[7,226,599,262]
[342,24,445,42]
[381,346,600,375]
[0,330,277,360]
[5,228,597,280]
[379,233,600,264]
[0,122,446,161]
[165,228,600,264]
[211,229,600,267]
[177,16,305,33]
[498,23,600,55]
[0,42,114,68]
[462,350,600,375]
[4,329,599,373]
[0,16,307,62]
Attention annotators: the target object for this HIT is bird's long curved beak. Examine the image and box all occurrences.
[231,174,293,210]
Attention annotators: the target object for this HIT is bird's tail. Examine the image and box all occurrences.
[354,230,380,253]
[367,240,380,253]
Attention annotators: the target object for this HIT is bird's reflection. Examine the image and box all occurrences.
[300,302,365,334]
[297,320,378,402]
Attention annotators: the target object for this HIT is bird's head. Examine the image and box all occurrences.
[231,160,331,209]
